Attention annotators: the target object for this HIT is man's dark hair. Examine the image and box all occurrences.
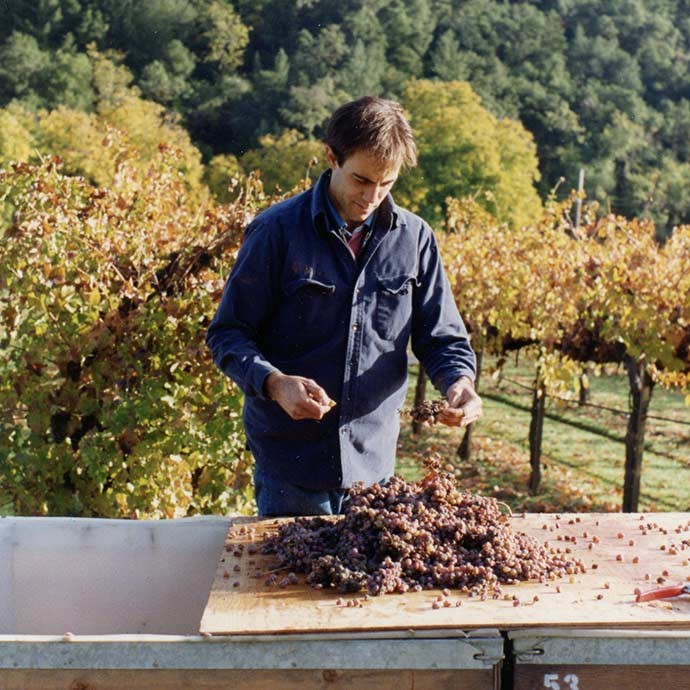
[324,96,417,169]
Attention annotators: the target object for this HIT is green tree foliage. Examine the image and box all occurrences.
[0,32,94,110]
[138,39,196,108]
[378,0,435,88]
[431,2,579,197]
[240,129,322,193]
[3,1,690,225]
[2,0,102,42]
[0,139,265,517]
[203,0,250,71]
[0,102,35,164]
[204,153,244,203]
[397,80,542,228]
[102,0,198,68]
[5,0,690,234]
[426,0,690,233]
[0,49,205,195]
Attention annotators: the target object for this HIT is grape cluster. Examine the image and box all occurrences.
[262,459,584,597]
[409,399,451,425]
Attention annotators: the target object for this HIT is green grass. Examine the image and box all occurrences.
[397,354,690,513]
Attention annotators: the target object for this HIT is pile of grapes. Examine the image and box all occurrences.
[262,459,584,597]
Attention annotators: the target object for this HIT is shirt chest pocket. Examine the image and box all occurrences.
[283,277,337,334]
[374,274,416,340]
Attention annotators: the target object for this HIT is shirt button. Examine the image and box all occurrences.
[352,324,358,332]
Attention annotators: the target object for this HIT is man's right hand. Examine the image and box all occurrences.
[264,372,335,420]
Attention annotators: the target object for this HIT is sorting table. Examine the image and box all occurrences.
[199,512,690,689]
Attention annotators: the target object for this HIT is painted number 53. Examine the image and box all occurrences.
[543,673,580,690]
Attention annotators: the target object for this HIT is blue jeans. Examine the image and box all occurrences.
[253,467,349,517]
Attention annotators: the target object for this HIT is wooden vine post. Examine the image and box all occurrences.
[579,364,590,406]
[412,365,428,435]
[528,365,546,494]
[458,345,483,461]
[623,354,655,512]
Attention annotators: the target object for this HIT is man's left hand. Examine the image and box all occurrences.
[436,376,482,427]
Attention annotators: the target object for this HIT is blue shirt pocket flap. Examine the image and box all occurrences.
[284,277,337,296]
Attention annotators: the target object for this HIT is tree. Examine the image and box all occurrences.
[103,0,198,68]
[139,40,196,108]
[281,77,349,137]
[16,49,207,194]
[205,153,244,202]
[0,32,52,106]
[240,129,322,193]
[429,31,469,83]
[109,99,204,191]
[202,0,250,71]
[35,107,115,186]
[397,79,542,228]
[43,42,94,111]
[4,0,690,235]
[292,25,349,86]
[0,102,34,164]
[339,40,387,97]
[0,0,85,46]
[378,0,436,91]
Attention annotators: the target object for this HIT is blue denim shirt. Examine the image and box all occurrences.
[206,171,476,490]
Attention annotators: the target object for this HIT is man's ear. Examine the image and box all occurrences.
[324,144,339,170]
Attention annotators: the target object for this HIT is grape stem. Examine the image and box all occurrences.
[258,565,290,575]
[497,501,513,517]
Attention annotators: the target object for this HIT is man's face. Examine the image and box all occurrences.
[325,145,400,228]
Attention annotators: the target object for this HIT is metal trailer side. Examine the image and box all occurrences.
[510,627,690,690]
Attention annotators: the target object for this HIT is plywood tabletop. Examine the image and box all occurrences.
[200,512,690,636]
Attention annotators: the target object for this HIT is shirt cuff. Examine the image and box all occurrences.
[253,364,281,401]
[438,369,476,397]
[221,356,280,401]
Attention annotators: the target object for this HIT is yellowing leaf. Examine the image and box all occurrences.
[88,288,101,306]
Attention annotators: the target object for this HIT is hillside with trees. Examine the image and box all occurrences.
[2,0,690,232]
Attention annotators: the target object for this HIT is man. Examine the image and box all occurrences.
[206,96,481,517]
